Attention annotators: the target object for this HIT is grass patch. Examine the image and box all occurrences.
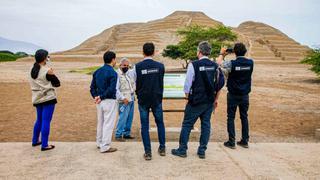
[0,51,29,62]
[0,53,20,62]
[69,66,119,75]
[69,66,101,75]
[164,85,183,89]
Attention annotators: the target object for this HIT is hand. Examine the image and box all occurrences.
[214,101,218,110]
[220,48,227,56]
[94,96,101,104]
[184,97,189,105]
[123,98,129,105]
[47,68,54,75]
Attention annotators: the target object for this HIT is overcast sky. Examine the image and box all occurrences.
[1,0,319,52]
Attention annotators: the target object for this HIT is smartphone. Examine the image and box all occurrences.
[226,48,234,53]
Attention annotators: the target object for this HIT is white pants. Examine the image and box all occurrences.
[96,99,118,152]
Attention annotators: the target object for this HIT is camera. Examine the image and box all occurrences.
[226,48,234,53]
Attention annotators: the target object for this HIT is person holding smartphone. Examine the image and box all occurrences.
[29,49,60,151]
[217,43,254,149]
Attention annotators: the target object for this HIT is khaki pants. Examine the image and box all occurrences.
[96,99,118,152]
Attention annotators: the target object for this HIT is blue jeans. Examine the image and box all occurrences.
[227,93,249,142]
[178,103,213,155]
[115,100,134,138]
[138,103,165,153]
[32,104,55,148]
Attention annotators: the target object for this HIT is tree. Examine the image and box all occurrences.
[301,48,320,76]
[15,52,29,57]
[162,25,237,68]
[0,51,29,62]
[0,50,14,55]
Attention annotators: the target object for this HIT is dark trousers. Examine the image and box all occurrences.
[227,93,249,142]
[179,103,213,155]
[138,103,166,153]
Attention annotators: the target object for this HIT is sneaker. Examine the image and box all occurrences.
[171,148,187,158]
[158,148,166,156]
[102,147,117,153]
[198,153,206,159]
[224,141,236,149]
[115,137,126,142]
[144,153,152,161]
[237,140,249,148]
[123,135,135,140]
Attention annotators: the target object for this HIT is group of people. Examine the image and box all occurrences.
[29,41,254,160]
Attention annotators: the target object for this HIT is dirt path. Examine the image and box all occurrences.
[1,142,319,179]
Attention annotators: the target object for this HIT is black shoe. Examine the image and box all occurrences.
[224,141,236,149]
[41,145,55,151]
[144,153,152,161]
[115,137,126,142]
[158,147,166,156]
[32,141,41,147]
[123,135,135,140]
[237,140,249,148]
[198,153,206,159]
[171,148,187,158]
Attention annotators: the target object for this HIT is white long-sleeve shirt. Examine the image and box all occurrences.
[116,76,122,100]
[129,56,153,83]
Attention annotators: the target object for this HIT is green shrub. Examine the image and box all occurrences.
[0,50,14,55]
[301,48,320,76]
[0,53,19,62]
[15,52,28,57]
[0,51,29,62]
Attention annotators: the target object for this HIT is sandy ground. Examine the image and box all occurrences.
[0,60,319,142]
[0,142,319,179]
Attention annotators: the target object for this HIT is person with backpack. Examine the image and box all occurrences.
[217,43,254,149]
[171,41,225,159]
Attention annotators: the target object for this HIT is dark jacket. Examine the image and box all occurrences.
[227,57,254,95]
[90,64,118,100]
[189,58,221,105]
[135,59,165,106]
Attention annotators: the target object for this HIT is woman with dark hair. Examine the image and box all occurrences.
[29,49,60,151]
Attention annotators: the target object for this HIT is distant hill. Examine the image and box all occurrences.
[0,36,42,55]
[59,10,310,62]
[59,11,222,57]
